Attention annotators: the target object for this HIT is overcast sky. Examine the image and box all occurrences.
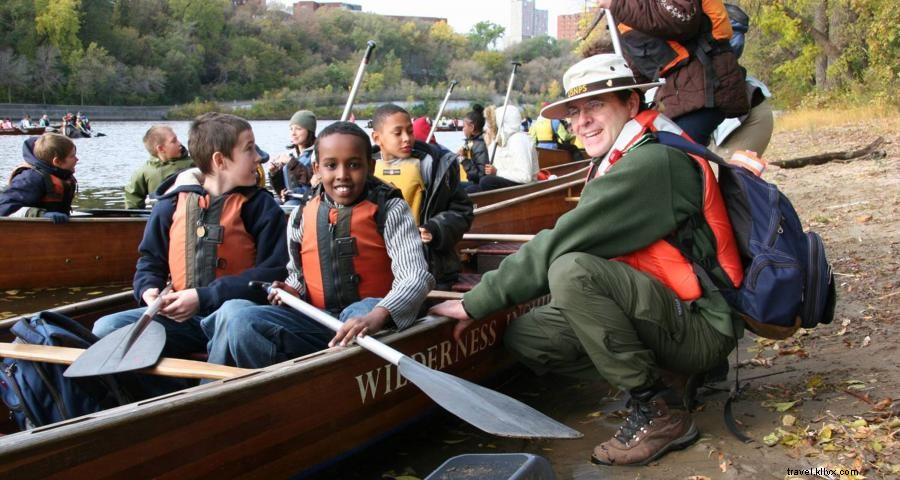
[269,0,592,37]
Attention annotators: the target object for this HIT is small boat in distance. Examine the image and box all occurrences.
[0,127,47,136]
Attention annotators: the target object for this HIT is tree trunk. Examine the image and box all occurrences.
[814,1,830,89]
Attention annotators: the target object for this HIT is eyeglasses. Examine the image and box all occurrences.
[566,99,605,119]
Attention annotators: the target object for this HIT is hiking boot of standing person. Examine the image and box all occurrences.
[591,387,699,466]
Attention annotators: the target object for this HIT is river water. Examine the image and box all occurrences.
[0,120,466,209]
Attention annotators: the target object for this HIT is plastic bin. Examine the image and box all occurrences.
[425,453,556,480]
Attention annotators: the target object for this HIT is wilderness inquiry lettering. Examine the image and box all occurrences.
[354,297,549,403]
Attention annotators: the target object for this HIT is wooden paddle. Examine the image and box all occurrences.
[0,343,250,380]
[253,281,582,439]
[341,40,376,122]
[64,285,172,378]
[426,80,459,143]
[489,61,522,164]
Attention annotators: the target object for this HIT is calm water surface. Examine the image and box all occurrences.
[0,120,466,209]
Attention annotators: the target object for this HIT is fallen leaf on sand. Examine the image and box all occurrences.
[856,215,873,223]
[763,400,800,412]
[872,398,893,411]
[862,335,871,347]
[783,414,797,426]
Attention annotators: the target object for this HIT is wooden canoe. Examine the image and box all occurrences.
[469,160,590,208]
[0,285,551,478]
[537,147,579,169]
[0,127,47,136]
[0,217,146,289]
[470,176,585,235]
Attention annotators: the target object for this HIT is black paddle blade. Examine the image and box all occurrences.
[398,357,582,439]
[64,321,166,377]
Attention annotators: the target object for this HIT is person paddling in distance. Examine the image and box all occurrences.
[370,104,474,290]
[430,54,742,466]
[267,110,317,206]
[0,133,77,224]
[92,113,288,367]
[124,125,193,209]
[201,122,434,368]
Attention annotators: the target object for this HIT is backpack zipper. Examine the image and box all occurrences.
[32,362,71,420]
[3,362,40,428]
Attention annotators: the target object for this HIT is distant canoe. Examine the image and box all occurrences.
[435,125,463,132]
[0,127,46,136]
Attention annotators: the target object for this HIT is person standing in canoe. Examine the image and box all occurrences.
[202,122,434,368]
[92,112,288,361]
[430,54,742,466]
[370,104,474,290]
[123,125,194,209]
[0,133,78,224]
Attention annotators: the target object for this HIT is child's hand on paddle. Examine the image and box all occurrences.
[268,281,300,305]
[428,300,474,341]
[141,287,162,306]
[159,288,199,322]
[330,307,391,347]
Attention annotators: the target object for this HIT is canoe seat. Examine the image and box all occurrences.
[474,242,523,255]
[451,273,482,292]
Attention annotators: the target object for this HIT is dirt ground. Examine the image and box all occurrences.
[309,120,899,480]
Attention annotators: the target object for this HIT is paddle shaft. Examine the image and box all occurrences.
[341,41,377,121]
[123,284,171,351]
[426,80,459,143]
[463,233,535,242]
[0,343,250,380]
[271,286,404,364]
[604,9,624,57]
[489,62,522,164]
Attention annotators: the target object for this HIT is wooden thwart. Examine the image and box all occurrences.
[0,343,251,380]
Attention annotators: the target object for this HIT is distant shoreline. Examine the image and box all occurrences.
[0,103,172,121]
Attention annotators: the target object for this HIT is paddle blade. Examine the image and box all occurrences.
[398,357,581,439]
[64,321,166,377]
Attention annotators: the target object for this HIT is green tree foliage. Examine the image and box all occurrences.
[4,0,889,111]
[0,48,30,103]
[468,21,505,50]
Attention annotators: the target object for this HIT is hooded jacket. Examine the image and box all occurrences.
[490,106,539,184]
[124,149,194,209]
[0,137,77,217]
[133,169,289,315]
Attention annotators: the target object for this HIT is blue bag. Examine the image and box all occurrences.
[0,311,142,430]
[656,132,837,338]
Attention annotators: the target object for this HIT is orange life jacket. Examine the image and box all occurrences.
[168,191,256,291]
[618,0,733,106]
[10,163,77,212]
[300,182,399,311]
[600,110,743,301]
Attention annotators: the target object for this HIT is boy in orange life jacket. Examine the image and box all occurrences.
[371,104,474,289]
[202,122,434,368]
[0,133,78,224]
[92,112,289,362]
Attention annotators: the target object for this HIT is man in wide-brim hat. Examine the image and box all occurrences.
[431,54,742,466]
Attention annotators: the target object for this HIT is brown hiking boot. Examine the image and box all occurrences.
[591,390,699,466]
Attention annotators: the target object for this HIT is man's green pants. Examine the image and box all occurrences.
[504,253,736,391]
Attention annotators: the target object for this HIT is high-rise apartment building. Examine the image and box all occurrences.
[508,0,549,47]
[557,6,599,41]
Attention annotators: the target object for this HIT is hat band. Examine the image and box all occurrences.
[566,77,641,98]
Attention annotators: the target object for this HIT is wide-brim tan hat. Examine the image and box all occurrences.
[541,54,663,119]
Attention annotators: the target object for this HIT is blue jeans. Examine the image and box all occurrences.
[201,298,382,368]
[92,307,208,357]
[672,107,727,146]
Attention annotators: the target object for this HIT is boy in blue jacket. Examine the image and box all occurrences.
[0,133,78,223]
[92,112,288,358]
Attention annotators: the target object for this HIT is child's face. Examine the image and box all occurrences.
[462,118,475,137]
[314,133,369,206]
[53,147,78,172]
[221,129,261,187]
[157,129,183,161]
[372,112,413,160]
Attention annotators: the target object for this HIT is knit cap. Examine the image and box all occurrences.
[289,110,317,133]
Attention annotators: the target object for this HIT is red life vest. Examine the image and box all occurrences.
[10,163,77,213]
[168,191,256,291]
[603,110,743,301]
[300,182,398,311]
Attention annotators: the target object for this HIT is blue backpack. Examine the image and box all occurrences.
[0,311,143,430]
[656,132,837,339]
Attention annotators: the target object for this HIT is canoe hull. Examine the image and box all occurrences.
[0,217,145,289]
[0,294,548,478]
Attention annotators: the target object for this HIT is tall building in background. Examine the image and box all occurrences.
[508,0,548,47]
[557,5,600,41]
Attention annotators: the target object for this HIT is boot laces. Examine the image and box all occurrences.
[615,398,662,445]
